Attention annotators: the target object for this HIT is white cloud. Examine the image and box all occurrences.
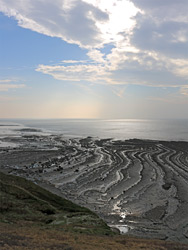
[0,0,109,48]
[0,0,139,48]
[131,0,188,23]
[168,59,188,79]
[82,0,139,44]
[36,63,112,83]
[61,60,89,64]
[87,49,105,63]
[36,47,188,88]
[1,0,188,91]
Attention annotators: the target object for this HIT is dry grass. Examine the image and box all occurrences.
[1,222,188,250]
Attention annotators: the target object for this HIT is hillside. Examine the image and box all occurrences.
[0,171,188,249]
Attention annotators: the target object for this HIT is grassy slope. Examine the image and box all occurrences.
[0,171,188,250]
[0,172,111,235]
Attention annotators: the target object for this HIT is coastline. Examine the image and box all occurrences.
[1,118,188,142]
[0,128,188,243]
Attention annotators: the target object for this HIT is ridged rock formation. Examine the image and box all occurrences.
[2,136,188,242]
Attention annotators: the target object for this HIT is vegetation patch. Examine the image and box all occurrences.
[0,171,113,235]
[1,171,188,249]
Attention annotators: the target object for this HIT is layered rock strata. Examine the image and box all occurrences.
[1,135,188,243]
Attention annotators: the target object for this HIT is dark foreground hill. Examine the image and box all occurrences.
[0,172,188,250]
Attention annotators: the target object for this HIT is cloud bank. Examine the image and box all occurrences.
[1,0,188,92]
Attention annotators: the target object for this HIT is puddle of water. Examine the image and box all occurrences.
[109,224,129,234]
[116,225,129,234]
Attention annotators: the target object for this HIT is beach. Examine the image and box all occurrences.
[1,124,188,243]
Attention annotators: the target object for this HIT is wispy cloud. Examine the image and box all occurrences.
[36,63,111,83]
[61,60,89,64]
[0,83,25,92]
[87,49,105,63]
[0,79,13,83]
[111,86,127,98]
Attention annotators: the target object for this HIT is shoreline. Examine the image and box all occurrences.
[0,131,188,243]
[1,119,188,142]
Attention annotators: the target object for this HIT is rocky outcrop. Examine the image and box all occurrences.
[1,136,188,243]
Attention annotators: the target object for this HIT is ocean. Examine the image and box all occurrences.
[1,118,188,141]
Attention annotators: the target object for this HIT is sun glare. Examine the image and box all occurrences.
[83,0,139,44]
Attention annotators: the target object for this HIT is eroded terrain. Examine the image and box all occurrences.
[1,131,188,243]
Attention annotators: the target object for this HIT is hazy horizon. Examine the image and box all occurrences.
[1,0,188,119]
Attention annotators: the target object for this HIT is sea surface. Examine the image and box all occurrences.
[1,119,188,141]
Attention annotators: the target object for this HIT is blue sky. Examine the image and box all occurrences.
[0,0,188,119]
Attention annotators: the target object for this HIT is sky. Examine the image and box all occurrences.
[0,0,188,119]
